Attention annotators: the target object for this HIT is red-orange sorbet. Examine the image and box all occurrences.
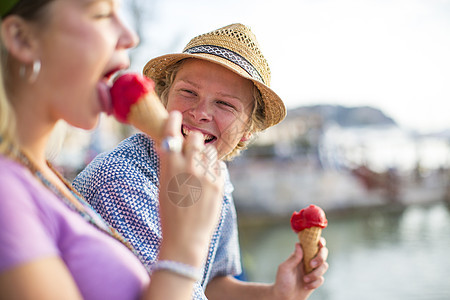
[110,73,155,123]
[290,204,328,233]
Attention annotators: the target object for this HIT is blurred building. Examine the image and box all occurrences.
[228,105,450,215]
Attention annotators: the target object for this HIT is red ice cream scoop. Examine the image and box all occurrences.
[110,73,168,142]
[110,73,155,123]
[290,204,328,233]
[290,204,328,273]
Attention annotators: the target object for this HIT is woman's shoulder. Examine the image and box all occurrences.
[0,155,36,192]
[0,154,24,171]
[0,155,61,271]
[0,154,61,215]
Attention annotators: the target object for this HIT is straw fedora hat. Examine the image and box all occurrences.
[143,23,286,130]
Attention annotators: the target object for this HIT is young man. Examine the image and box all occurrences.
[74,23,328,300]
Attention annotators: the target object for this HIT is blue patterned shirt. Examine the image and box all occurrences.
[73,133,241,299]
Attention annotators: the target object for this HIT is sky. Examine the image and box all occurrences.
[125,0,450,134]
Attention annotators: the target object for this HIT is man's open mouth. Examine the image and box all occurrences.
[182,126,217,144]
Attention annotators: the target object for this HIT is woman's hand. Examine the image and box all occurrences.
[157,111,224,268]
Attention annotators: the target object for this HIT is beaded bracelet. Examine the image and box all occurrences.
[150,260,203,281]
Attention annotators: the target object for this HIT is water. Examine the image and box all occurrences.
[237,202,450,300]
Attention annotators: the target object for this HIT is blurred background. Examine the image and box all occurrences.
[55,0,450,299]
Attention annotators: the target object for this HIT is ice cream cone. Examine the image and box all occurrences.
[297,226,322,273]
[127,90,168,143]
[110,73,168,143]
[291,205,327,274]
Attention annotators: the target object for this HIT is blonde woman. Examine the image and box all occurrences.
[0,1,223,299]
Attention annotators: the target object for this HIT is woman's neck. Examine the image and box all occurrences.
[16,117,55,171]
[13,91,58,169]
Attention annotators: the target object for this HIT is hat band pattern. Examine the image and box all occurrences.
[184,45,265,84]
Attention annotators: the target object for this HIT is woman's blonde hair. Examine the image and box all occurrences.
[0,34,18,157]
[154,59,266,161]
[1,0,60,158]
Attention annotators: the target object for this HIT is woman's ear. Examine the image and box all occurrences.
[240,131,253,142]
[1,15,38,64]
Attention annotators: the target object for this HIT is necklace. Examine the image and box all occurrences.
[16,151,150,271]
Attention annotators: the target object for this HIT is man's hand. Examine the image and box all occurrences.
[205,238,328,300]
[270,238,328,300]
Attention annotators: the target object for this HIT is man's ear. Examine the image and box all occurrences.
[240,131,252,142]
[1,15,39,64]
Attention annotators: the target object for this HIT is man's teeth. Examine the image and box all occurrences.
[182,127,214,142]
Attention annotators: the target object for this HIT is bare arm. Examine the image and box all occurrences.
[205,241,328,300]
[206,276,273,300]
[0,252,200,300]
[0,257,82,300]
[144,111,224,300]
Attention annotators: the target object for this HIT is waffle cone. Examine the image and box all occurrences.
[128,90,169,143]
[297,227,322,273]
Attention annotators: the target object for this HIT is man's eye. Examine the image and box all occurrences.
[181,89,196,96]
[217,100,236,110]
